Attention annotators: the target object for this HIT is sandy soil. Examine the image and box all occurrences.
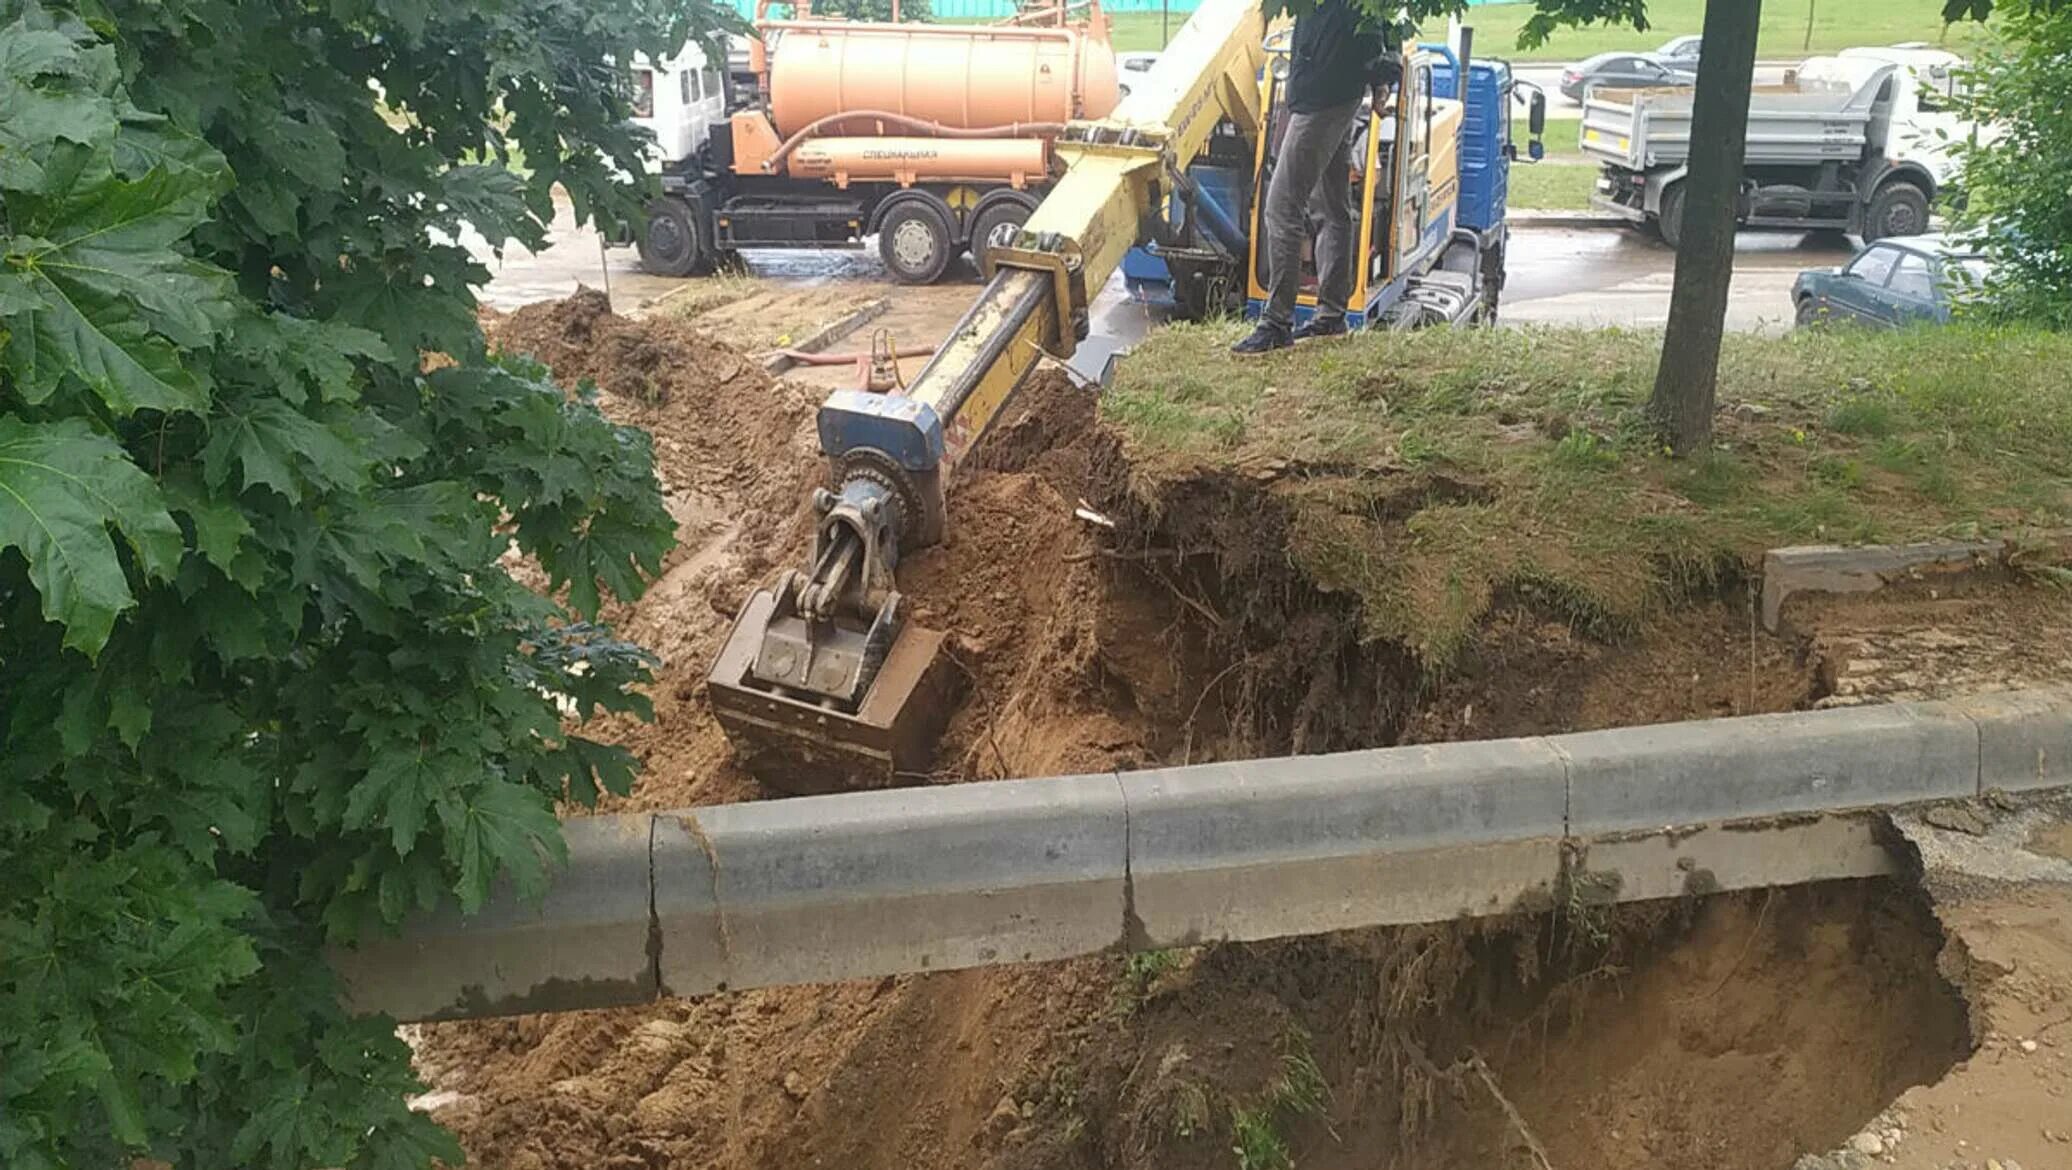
[415,293,2072,1170]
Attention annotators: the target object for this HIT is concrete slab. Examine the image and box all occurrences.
[687,774,1127,988]
[1559,701,1980,835]
[331,813,657,1022]
[1122,739,1568,947]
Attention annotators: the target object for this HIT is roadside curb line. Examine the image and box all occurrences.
[759,297,889,375]
[1509,211,1627,229]
[333,689,2072,1022]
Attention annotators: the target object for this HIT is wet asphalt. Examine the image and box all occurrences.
[470,201,1856,356]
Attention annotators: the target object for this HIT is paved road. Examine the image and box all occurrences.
[471,207,1852,354]
[1504,225,1851,332]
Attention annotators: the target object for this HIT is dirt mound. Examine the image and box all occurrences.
[491,287,824,808]
[987,882,1963,1170]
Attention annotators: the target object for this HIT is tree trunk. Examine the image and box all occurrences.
[1648,0,1763,455]
[1804,0,1817,50]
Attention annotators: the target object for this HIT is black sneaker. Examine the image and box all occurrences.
[1230,321,1291,355]
[1292,315,1348,341]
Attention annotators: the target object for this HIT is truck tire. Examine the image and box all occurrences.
[878,201,954,285]
[1655,183,1686,250]
[638,197,705,278]
[969,200,1032,281]
[1863,180,1930,242]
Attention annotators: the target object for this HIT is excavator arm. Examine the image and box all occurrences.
[707,0,1267,793]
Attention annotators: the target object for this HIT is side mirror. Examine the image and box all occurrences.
[1529,140,1545,162]
[1529,90,1547,136]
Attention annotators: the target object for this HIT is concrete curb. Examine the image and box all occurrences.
[336,690,2072,1021]
[759,297,889,375]
[1760,541,2003,633]
[332,813,657,1020]
[1121,739,1568,947]
[1509,211,1628,229]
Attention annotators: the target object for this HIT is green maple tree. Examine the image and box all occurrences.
[0,0,730,1162]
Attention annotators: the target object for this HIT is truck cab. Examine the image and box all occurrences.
[1820,46,1968,189]
[629,46,729,174]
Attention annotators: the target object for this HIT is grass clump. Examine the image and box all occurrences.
[1113,948,1187,1016]
[1227,1027,1331,1170]
[1106,321,2072,669]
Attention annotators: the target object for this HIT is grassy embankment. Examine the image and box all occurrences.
[1106,323,2072,667]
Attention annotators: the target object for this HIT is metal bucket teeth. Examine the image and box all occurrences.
[707,585,960,795]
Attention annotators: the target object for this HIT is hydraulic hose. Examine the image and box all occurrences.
[763,110,1067,173]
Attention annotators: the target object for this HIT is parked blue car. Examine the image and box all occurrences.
[1793,235,1990,328]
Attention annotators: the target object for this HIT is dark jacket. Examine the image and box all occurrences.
[1285,0,1388,114]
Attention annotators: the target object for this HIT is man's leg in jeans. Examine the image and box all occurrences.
[1308,120,1356,324]
[1262,97,1363,329]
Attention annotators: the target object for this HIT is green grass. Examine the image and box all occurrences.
[1515,114,1582,159]
[1508,160,1598,210]
[1106,323,2072,668]
[1227,1028,1331,1170]
[1087,0,1973,57]
[1425,0,1972,62]
[1112,948,1186,1015]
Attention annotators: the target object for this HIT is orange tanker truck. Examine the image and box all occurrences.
[631,1,1120,284]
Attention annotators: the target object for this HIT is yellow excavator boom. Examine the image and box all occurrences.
[706,0,1271,793]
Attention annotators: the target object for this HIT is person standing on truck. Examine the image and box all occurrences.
[1231,0,1398,355]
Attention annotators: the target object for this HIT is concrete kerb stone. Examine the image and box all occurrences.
[678,773,1127,989]
[1759,541,2001,633]
[330,812,658,1022]
[1120,738,1569,949]
[653,812,728,998]
[1559,701,1980,837]
[1950,687,2072,794]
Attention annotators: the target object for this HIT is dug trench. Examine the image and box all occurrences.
[417,293,2000,1170]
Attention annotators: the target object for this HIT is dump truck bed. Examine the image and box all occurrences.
[1579,70,1891,171]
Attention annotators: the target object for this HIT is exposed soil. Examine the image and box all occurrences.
[416,292,2070,1170]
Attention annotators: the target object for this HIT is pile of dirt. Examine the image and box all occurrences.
[419,291,2011,1170]
[490,287,825,808]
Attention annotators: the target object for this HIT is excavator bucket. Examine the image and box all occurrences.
[707,581,960,795]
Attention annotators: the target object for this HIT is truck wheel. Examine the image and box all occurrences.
[1863,180,1930,242]
[638,198,704,278]
[878,201,954,285]
[969,201,1032,281]
[1655,183,1686,250]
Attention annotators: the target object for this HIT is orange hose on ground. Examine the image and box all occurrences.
[777,345,936,366]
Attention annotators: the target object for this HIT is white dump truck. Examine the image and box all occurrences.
[1582,45,1971,246]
